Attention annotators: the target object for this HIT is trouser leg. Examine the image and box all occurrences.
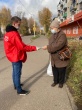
[12,61,22,92]
[52,66,59,84]
[58,67,66,84]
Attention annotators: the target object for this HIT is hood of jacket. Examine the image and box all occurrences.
[6,25,17,32]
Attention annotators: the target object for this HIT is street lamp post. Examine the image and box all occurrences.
[33,20,36,37]
[0,14,2,38]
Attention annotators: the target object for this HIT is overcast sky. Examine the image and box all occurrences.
[0,0,60,20]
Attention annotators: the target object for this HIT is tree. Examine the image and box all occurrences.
[0,7,11,26]
[15,10,25,19]
[38,7,52,33]
[0,7,11,34]
[19,17,28,36]
[28,17,36,34]
[28,17,34,34]
[35,23,40,34]
[28,17,40,35]
[0,27,2,38]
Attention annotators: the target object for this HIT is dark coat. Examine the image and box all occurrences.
[47,30,69,68]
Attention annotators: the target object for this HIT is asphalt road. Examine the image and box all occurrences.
[0,35,77,110]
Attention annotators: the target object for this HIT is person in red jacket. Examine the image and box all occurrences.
[4,16,39,95]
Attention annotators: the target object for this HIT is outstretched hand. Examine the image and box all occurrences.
[36,46,47,50]
[36,47,42,50]
[42,46,47,50]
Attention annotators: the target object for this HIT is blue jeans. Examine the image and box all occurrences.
[12,61,22,93]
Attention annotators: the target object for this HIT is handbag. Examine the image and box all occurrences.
[58,46,72,61]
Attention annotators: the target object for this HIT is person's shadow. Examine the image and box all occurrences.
[22,62,49,89]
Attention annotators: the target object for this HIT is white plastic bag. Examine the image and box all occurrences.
[47,61,53,76]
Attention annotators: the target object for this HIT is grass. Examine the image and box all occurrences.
[31,34,40,40]
[67,39,82,106]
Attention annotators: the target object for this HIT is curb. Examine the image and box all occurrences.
[65,84,78,110]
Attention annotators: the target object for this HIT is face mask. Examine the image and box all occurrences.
[14,24,20,30]
[51,29,57,34]
[15,26,19,30]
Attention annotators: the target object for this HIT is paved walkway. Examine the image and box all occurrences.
[0,36,77,110]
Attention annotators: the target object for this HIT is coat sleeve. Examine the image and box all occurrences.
[47,34,67,53]
[14,32,37,52]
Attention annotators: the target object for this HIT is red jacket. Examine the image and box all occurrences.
[4,25,36,63]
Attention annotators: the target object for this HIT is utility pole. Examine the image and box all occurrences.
[0,14,1,38]
[33,20,36,37]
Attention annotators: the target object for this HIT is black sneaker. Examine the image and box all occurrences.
[20,84,23,86]
[14,84,23,90]
[17,90,30,95]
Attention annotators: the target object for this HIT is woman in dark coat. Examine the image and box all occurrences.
[42,19,69,88]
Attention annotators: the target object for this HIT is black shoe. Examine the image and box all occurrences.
[14,86,16,90]
[20,84,23,86]
[14,84,23,90]
[17,90,30,95]
[59,84,63,88]
[51,83,57,87]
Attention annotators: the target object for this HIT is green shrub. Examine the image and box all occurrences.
[67,40,82,105]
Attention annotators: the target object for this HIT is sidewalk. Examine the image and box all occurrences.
[0,39,5,59]
[0,36,77,110]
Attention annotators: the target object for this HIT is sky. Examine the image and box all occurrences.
[0,0,60,20]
